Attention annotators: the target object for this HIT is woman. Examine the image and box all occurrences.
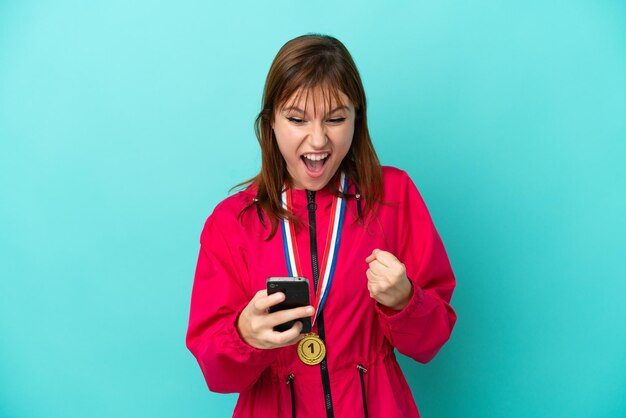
[186,34,456,418]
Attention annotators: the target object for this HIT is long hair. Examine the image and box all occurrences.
[238,34,383,238]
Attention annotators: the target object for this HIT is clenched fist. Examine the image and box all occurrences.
[365,249,413,311]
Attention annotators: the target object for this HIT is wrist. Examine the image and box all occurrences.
[389,279,414,311]
[235,311,254,347]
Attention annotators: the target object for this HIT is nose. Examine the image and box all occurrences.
[308,121,327,149]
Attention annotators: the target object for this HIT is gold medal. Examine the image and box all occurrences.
[297,333,326,365]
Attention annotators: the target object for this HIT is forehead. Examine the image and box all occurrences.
[277,86,353,115]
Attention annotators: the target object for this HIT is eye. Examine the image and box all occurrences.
[327,117,346,124]
[287,116,305,124]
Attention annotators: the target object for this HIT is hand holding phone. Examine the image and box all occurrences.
[236,286,314,350]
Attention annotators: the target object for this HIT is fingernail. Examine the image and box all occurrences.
[306,307,314,315]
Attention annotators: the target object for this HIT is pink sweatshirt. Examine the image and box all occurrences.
[186,166,457,417]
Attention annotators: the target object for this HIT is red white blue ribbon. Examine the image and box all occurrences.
[280,173,348,325]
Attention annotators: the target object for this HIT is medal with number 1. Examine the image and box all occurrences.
[297,333,326,365]
[281,174,348,365]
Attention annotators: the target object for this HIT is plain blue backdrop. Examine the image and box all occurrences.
[1,1,625,417]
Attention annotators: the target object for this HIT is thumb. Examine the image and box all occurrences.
[365,249,379,263]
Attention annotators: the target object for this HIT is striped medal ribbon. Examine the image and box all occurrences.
[280,172,348,326]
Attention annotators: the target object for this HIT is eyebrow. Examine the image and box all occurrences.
[281,105,350,115]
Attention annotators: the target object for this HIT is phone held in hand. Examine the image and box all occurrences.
[266,277,312,333]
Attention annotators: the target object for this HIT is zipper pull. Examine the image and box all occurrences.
[286,373,297,417]
[306,190,317,212]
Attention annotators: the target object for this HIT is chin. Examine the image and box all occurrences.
[305,182,328,191]
[297,175,332,191]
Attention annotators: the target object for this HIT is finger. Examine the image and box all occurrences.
[368,259,389,276]
[252,291,286,313]
[367,280,378,299]
[366,268,382,284]
[267,305,314,328]
[271,321,304,346]
[372,250,399,267]
[367,270,390,294]
[365,248,382,262]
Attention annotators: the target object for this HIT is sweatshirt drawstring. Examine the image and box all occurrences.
[357,364,369,418]
[287,367,368,417]
[253,198,266,228]
[354,185,364,225]
[286,373,296,418]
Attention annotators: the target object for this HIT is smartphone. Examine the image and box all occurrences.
[266,277,312,333]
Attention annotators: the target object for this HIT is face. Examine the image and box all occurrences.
[272,87,355,191]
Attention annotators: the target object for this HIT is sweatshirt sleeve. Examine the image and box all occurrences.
[375,170,457,363]
[185,205,278,393]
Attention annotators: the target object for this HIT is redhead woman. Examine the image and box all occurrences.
[186,34,456,418]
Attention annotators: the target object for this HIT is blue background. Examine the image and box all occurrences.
[1,1,625,417]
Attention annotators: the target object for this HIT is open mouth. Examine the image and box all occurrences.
[301,153,329,174]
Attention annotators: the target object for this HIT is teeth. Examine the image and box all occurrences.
[303,153,329,161]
